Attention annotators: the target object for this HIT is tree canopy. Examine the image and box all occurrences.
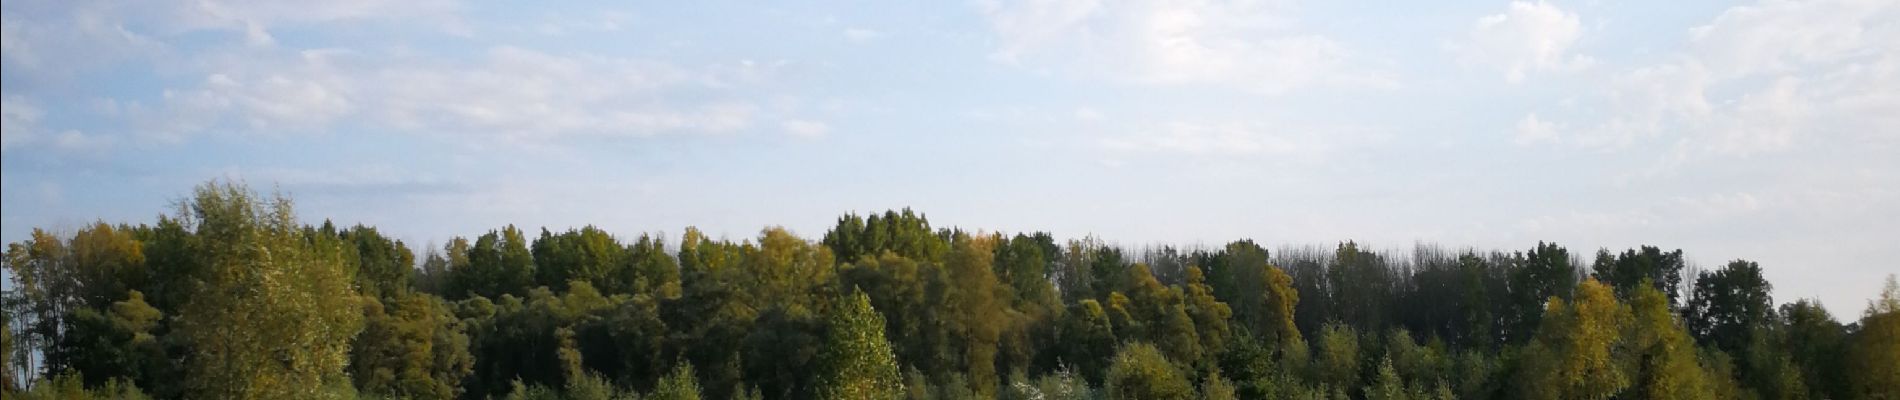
[2,180,1894,400]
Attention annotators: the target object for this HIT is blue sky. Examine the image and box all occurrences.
[3,0,1895,317]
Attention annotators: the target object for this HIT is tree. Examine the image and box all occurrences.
[339,225,414,300]
[1515,278,1628,400]
[1591,246,1685,306]
[1315,322,1363,393]
[1505,242,1576,343]
[1779,299,1847,399]
[349,291,475,400]
[454,226,536,300]
[1057,299,1118,384]
[815,291,904,400]
[1366,357,1408,400]
[52,290,166,391]
[1181,267,1233,361]
[1685,259,1774,354]
[1623,284,1708,400]
[1103,342,1194,400]
[1846,275,1900,399]
[173,181,365,399]
[649,363,703,400]
[531,226,625,293]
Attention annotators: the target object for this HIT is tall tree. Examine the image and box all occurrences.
[349,291,475,400]
[1779,299,1848,399]
[1623,284,1708,400]
[454,226,536,300]
[1846,275,1900,399]
[1504,242,1576,343]
[1685,259,1774,354]
[814,291,904,400]
[173,181,364,399]
[1515,278,1628,400]
[1591,246,1685,306]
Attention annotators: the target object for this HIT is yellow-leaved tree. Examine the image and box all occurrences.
[175,181,364,399]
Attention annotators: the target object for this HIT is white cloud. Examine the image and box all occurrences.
[1536,0,1897,157]
[1452,1,1592,83]
[128,45,772,140]
[0,96,115,153]
[1513,113,1561,145]
[977,0,1388,94]
[781,119,831,138]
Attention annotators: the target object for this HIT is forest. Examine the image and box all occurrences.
[2,181,1896,400]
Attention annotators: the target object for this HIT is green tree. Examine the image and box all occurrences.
[453,226,536,300]
[338,225,414,300]
[52,290,166,390]
[1315,322,1364,391]
[349,291,475,400]
[531,226,625,293]
[1365,357,1408,400]
[1846,275,1900,399]
[1103,342,1194,400]
[1779,299,1847,399]
[1591,246,1685,306]
[649,363,703,400]
[1623,283,1708,400]
[815,291,905,400]
[1056,299,1118,384]
[1505,242,1576,343]
[174,181,365,399]
[1685,259,1775,354]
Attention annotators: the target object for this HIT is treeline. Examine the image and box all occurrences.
[2,181,1897,400]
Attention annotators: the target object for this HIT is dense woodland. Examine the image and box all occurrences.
[2,181,1896,400]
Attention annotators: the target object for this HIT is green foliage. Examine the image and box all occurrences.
[349,290,475,400]
[52,290,166,390]
[648,363,702,400]
[1624,283,1709,400]
[1780,299,1848,399]
[1686,259,1775,353]
[1846,275,1900,399]
[8,188,1894,400]
[1202,369,1238,400]
[1505,242,1577,344]
[174,181,365,399]
[1590,246,1685,306]
[1103,342,1194,400]
[453,226,536,300]
[1315,322,1363,392]
[823,209,950,263]
[1366,357,1408,400]
[815,292,905,400]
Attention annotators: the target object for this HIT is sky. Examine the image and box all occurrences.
[2,0,1895,317]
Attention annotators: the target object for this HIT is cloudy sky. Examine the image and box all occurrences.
[2,0,1895,316]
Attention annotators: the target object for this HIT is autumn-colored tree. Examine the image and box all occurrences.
[1103,342,1194,400]
[174,181,364,399]
[1623,283,1708,400]
[1515,278,1628,400]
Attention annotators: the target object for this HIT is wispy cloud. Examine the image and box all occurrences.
[1450,1,1593,83]
[977,0,1392,94]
